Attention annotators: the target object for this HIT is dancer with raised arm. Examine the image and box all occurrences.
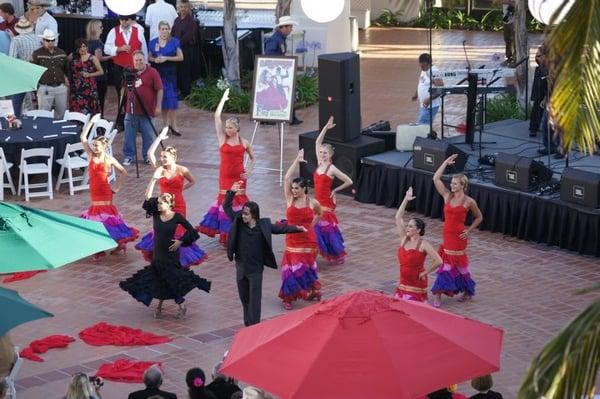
[135,128,207,267]
[279,149,322,310]
[80,114,138,254]
[197,88,256,247]
[431,154,483,307]
[120,174,211,319]
[394,187,442,302]
[313,116,353,264]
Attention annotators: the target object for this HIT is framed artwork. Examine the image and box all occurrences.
[251,55,297,123]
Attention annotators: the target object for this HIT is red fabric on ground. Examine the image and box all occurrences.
[96,359,161,383]
[79,322,172,346]
[2,271,45,283]
[19,335,76,362]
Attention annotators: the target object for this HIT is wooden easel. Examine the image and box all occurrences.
[246,120,286,186]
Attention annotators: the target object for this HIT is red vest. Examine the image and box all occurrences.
[113,25,142,68]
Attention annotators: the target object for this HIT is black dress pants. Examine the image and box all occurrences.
[177,45,194,97]
[236,262,263,327]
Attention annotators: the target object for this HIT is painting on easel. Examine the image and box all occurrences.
[251,55,297,123]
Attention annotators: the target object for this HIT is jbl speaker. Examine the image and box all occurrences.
[298,131,385,195]
[560,167,600,207]
[318,52,361,142]
[412,137,468,173]
[494,153,553,191]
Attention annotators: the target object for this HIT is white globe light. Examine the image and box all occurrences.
[301,0,345,23]
[105,0,145,15]
[528,0,575,25]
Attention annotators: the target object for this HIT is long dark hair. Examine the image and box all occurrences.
[186,368,211,399]
[244,201,260,221]
[73,38,89,61]
[292,177,309,194]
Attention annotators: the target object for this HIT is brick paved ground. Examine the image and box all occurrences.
[2,28,599,399]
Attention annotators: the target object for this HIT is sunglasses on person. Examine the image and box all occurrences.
[43,38,55,42]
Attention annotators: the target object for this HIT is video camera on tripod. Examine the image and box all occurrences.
[123,67,138,89]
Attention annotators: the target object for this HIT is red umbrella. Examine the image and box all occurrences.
[220,290,503,399]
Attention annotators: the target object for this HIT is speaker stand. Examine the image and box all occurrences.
[246,120,286,186]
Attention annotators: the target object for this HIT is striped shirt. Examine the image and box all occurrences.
[9,32,40,61]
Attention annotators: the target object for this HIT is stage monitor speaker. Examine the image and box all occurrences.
[298,130,385,195]
[560,167,600,208]
[318,52,361,143]
[494,153,553,191]
[412,137,468,173]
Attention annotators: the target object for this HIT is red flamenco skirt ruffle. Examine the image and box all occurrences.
[81,205,139,248]
[431,244,475,297]
[313,211,346,264]
[278,249,321,303]
[134,225,207,268]
[197,193,248,246]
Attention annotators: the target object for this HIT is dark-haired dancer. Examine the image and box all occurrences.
[135,128,207,267]
[313,116,353,265]
[394,187,442,302]
[198,88,256,247]
[79,115,139,254]
[224,181,306,326]
[279,149,322,310]
[431,154,483,307]
[120,174,211,319]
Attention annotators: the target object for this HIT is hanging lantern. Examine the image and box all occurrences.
[527,0,575,25]
[301,0,345,23]
[104,0,145,16]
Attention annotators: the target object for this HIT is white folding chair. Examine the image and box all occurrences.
[17,147,54,201]
[89,118,114,144]
[55,142,89,195]
[105,128,119,182]
[0,147,17,200]
[24,109,54,118]
[4,346,23,399]
[63,110,90,125]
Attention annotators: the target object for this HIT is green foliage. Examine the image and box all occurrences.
[186,73,319,114]
[485,94,525,123]
[374,8,403,27]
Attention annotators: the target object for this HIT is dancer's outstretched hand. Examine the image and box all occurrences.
[222,88,230,101]
[445,154,459,165]
[297,225,308,232]
[404,187,416,202]
[158,126,169,141]
[297,149,306,163]
[325,116,335,130]
[230,180,242,192]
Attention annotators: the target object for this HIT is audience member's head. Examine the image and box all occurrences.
[242,386,266,399]
[418,53,432,70]
[186,367,211,399]
[0,335,15,378]
[471,374,494,392]
[64,373,98,399]
[14,18,34,35]
[427,388,453,399]
[85,19,104,41]
[143,365,163,389]
[0,3,15,19]
[230,392,242,399]
[176,0,191,16]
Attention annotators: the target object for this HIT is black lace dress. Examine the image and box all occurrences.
[119,199,211,306]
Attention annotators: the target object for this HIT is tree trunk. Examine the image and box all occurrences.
[276,0,293,19]
[222,0,241,91]
[514,0,528,109]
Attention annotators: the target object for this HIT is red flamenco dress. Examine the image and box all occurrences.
[394,238,427,302]
[431,196,476,297]
[197,141,249,246]
[135,174,207,267]
[313,167,346,264]
[81,161,138,249]
[279,205,321,303]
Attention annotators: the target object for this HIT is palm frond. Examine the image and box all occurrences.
[518,298,600,399]
[547,0,600,154]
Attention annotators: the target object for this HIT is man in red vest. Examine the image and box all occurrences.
[104,15,148,129]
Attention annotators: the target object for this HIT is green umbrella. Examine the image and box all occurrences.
[0,53,47,97]
[0,286,53,336]
[0,202,118,273]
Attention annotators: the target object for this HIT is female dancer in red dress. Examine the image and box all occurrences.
[197,88,256,246]
[79,115,138,252]
[313,116,353,265]
[431,154,483,307]
[279,149,322,310]
[135,128,207,267]
[394,187,442,302]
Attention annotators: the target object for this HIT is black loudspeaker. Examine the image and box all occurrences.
[494,153,553,191]
[412,137,468,173]
[362,131,396,152]
[560,167,600,208]
[298,131,385,195]
[318,52,361,142]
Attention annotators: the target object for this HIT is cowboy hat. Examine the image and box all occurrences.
[14,18,34,34]
[276,15,298,27]
[28,0,54,6]
[39,28,57,41]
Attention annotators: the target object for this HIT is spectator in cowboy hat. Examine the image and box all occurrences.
[263,15,302,125]
[9,18,40,116]
[28,0,58,37]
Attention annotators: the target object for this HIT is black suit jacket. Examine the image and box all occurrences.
[128,387,177,399]
[223,190,301,272]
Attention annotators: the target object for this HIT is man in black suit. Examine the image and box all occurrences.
[128,366,177,399]
[224,181,306,326]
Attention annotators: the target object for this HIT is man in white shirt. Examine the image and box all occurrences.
[145,0,178,40]
[411,53,444,125]
[29,0,58,37]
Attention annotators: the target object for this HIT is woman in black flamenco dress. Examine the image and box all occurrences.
[120,173,211,318]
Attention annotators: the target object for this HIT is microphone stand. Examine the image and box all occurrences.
[427,0,434,139]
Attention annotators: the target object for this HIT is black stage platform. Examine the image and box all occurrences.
[355,119,600,257]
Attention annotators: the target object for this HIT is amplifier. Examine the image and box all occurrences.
[560,167,600,208]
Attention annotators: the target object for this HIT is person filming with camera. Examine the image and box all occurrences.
[63,372,103,399]
[122,51,163,166]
